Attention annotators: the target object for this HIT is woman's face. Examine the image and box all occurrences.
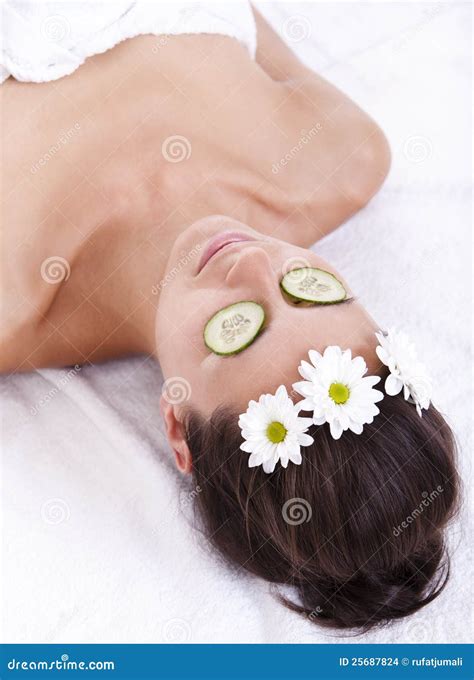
[156,215,379,416]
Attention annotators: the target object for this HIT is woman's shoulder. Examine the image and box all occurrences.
[266,74,391,246]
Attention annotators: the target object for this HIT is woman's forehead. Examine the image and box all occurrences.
[198,301,380,413]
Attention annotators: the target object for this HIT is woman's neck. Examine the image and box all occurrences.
[55,161,290,364]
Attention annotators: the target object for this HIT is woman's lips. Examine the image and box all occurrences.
[197,231,256,273]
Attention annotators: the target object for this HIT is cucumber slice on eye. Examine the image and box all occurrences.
[204,301,265,356]
[280,267,346,304]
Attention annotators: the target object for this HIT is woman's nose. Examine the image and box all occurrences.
[225,245,276,292]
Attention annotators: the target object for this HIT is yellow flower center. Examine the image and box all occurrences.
[329,382,350,404]
[266,421,287,443]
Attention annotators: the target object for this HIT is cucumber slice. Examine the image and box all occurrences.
[280,267,346,304]
[204,301,265,355]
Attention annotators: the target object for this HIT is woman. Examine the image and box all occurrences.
[0,2,458,630]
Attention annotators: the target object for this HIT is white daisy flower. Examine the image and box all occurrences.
[375,329,432,416]
[292,346,384,440]
[238,385,314,474]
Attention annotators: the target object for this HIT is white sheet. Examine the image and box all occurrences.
[1,1,472,643]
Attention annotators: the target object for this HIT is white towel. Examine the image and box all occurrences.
[1,1,471,643]
[0,0,257,83]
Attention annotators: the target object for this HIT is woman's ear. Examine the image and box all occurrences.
[159,395,193,474]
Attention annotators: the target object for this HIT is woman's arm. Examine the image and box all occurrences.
[252,6,310,83]
[252,6,391,243]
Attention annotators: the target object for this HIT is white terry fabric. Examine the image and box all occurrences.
[0,0,257,83]
[1,3,472,643]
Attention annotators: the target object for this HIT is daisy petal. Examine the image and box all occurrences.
[263,457,277,474]
[308,349,322,366]
[329,419,343,440]
[248,451,263,468]
[375,345,389,366]
[294,397,315,412]
[298,432,314,447]
[289,449,302,465]
[385,373,403,396]
[349,421,363,435]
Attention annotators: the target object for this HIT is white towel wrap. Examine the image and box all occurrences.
[0,1,257,84]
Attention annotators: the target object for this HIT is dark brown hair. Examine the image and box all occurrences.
[184,394,459,631]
